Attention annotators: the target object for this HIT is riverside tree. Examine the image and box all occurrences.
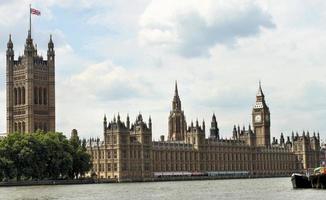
[0,132,92,181]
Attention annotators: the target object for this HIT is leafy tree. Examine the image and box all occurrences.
[69,135,92,179]
[0,131,91,182]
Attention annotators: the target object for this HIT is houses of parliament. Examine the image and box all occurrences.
[5,31,321,182]
[87,82,320,181]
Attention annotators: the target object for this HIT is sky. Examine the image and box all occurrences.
[1,0,326,141]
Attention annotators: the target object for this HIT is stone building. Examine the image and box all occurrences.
[87,114,153,181]
[6,31,55,134]
[87,83,320,181]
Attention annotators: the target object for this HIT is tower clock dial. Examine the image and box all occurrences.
[255,114,262,123]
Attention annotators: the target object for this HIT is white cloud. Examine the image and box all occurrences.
[68,61,156,101]
[139,0,275,57]
[1,0,326,141]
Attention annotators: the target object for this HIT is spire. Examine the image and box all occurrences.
[126,114,130,129]
[7,34,13,49]
[175,80,179,97]
[48,35,54,49]
[149,115,152,129]
[117,113,121,122]
[202,119,205,131]
[7,34,14,58]
[257,80,264,97]
[210,114,219,139]
[172,81,181,111]
[24,4,35,55]
[103,114,107,130]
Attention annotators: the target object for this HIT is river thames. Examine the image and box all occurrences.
[0,178,324,200]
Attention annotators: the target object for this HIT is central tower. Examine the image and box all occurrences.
[6,30,55,134]
[168,81,187,141]
[252,82,270,147]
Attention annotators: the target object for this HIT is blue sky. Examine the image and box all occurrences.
[1,0,326,142]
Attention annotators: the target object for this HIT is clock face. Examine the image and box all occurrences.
[255,114,262,123]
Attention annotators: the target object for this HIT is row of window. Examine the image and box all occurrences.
[153,162,295,172]
[34,122,48,132]
[13,121,48,133]
[94,149,151,160]
[96,163,118,172]
[95,162,151,172]
[34,87,48,105]
[105,135,151,144]
[13,87,48,105]
[14,87,25,105]
[14,121,26,133]
[153,151,296,162]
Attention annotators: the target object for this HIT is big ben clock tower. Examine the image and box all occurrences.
[252,82,270,147]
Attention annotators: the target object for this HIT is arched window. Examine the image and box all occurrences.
[14,122,17,132]
[22,87,25,104]
[14,88,17,105]
[18,87,21,105]
[18,122,21,133]
[22,121,25,133]
[39,88,42,105]
[34,87,38,104]
[43,88,47,105]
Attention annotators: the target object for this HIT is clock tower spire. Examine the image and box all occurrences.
[252,81,270,147]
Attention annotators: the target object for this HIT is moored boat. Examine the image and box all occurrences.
[291,173,311,189]
[309,167,326,189]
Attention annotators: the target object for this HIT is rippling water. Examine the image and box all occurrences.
[0,178,324,200]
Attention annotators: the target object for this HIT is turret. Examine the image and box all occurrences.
[291,131,294,142]
[71,129,78,139]
[172,81,181,111]
[280,132,285,145]
[210,114,219,139]
[237,125,240,136]
[7,34,14,58]
[202,120,205,133]
[233,125,237,139]
[24,30,35,56]
[168,81,187,141]
[103,114,107,130]
[47,35,55,62]
[149,116,152,130]
[126,114,130,129]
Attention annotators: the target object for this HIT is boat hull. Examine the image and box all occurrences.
[291,173,311,189]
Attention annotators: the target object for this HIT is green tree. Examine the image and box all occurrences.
[0,131,92,182]
[69,135,92,179]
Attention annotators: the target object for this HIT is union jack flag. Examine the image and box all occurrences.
[31,8,41,16]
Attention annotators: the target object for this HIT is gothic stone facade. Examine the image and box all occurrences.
[87,83,320,182]
[87,114,152,181]
[6,31,55,134]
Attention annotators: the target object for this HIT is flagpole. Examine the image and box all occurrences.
[29,4,31,35]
